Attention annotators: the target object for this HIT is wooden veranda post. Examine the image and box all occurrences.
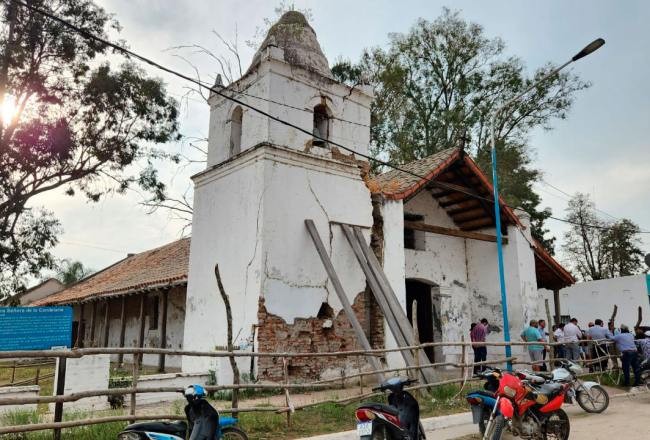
[553,290,561,325]
[74,303,85,348]
[103,300,110,347]
[137,293,147,366]
[118,296,127,366]
[158,289,169,373]
[89,301,97,347]
[544,299,555,367]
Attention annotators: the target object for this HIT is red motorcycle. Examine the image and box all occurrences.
[482,370,570,440]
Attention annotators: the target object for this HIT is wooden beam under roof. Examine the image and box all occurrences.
[404,220,508,244]
[439,195,472,208]
[458,217,494,230]
[451,207,487,222]
[446,199,482,215]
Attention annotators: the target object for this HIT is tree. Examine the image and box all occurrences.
[562,193,644,280]
[0,0,180,300]
[332,9,589,252]
[56,259,94,286]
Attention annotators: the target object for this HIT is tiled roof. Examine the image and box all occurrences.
[34,238,191,305]
[533,238,576,290]
[372,147,462,200]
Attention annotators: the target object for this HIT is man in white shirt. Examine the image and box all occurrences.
[563,318,583,361]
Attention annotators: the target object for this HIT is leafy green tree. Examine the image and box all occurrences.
[0,0,180,300]
[562,193,644,280]
[56,259,94,286]
[333,9,590,252]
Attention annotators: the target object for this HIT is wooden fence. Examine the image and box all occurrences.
[0,338,628,437]
[0,360,56,387]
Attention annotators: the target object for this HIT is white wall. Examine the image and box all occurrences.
[184,145,373,379]
[136,372,210,405]
[206,46,372,167]
[539,274,650,328]
[52,354,110,411]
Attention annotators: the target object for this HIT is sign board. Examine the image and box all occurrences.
[0,306,73,351]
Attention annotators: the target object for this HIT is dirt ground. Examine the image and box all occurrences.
[433,387,650,440]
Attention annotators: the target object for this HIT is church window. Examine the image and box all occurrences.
[313,104,330,146]
[229,106,243,156]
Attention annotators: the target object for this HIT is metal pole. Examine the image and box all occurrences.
[490,58,573,371]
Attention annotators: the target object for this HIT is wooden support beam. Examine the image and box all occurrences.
[404,220,508,244]
[553,290,561,325]
[458,217,494,230]
[103,300,110,348]
[137,294,147,366]
[451,207,487,222]
[305,220,384,382]
[158,290,169,373]
[446,200,482,215]
[74,304,85,348]
[439,194,471,208]
[118,296,127,366]
[89,301,97,348]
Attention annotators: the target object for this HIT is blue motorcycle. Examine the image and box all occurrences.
[465,369,501,435]
[117,385,248,440]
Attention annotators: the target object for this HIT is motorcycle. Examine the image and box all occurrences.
[355,377,425,439]
[117,384,248,440]
[546,359,608,413]
[466,369,501,435]
[482,370,571,440]
[640,357,650,388]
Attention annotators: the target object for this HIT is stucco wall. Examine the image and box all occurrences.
[184,145,373,380]
[206,48,372,167]
[539,274,650,328]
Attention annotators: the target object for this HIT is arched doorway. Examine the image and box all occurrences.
[405,279,441,362]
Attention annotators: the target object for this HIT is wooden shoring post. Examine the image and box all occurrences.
[304,220,385,382]
[74,303,85,348]
[349,225,435,383]
[137,293,147,366]
[103,300,110,348]
[118,296,127,366]
[89,301,97,348]
[356,355,364,395]
[214,265,240,411]
[553,290,561,325]
[338,223,419,378]
[53,357,67,440]
[411,300,420,381]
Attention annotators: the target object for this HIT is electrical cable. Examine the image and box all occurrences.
[11,0,649,237]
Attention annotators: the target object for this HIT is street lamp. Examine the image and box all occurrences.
[490,38,605,370]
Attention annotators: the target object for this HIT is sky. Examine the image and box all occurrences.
[32,0,650,279]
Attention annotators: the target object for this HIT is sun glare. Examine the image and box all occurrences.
[1,94,17,126]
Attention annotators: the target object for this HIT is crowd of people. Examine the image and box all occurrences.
[470,316,650,389]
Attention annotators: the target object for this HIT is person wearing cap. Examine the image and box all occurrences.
[636,330,650,362]
[607,324,641,387]
[588,319,612,371]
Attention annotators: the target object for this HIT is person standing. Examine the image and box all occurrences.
[587,319,612,371]
[607,324,641,388]
[538,319,549,371]
[521,320,545,371]
[563,318,583,361]
[470,319,489,375]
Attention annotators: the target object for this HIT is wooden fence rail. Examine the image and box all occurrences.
[0,339,628,436]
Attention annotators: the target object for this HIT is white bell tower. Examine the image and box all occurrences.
[183,12,375,379]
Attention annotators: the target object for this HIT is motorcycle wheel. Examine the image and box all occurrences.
[489,415,506,440]
[478,406,491,435]
[576,385,609,413]
[221,426,249,440]
[543,409,570,440]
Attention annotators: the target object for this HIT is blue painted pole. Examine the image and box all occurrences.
[490,143,512,370]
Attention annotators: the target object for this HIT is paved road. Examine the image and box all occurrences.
[430,388,650,440]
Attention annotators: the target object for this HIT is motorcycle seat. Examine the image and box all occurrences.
[358,402,399,417]
[538,382,563,396]
[124,420,188,435]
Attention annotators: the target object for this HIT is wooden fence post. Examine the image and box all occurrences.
[410,300,419,381]
[34,367,40,386]
[282,357,293,428]
[544,299,554,368]
[460,335,466,380]
[53,357,67,440]
[130,355,140,417]
[10,361,16,384]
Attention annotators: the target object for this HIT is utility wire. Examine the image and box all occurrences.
[12,0,649,237]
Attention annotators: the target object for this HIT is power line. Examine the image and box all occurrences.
[12,0,649,237]
[538,179,621,221]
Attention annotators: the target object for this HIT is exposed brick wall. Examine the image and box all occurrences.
[256,290,385,381]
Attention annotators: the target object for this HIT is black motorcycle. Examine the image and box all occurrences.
[355,377,425,439]
[117,384,248,440]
